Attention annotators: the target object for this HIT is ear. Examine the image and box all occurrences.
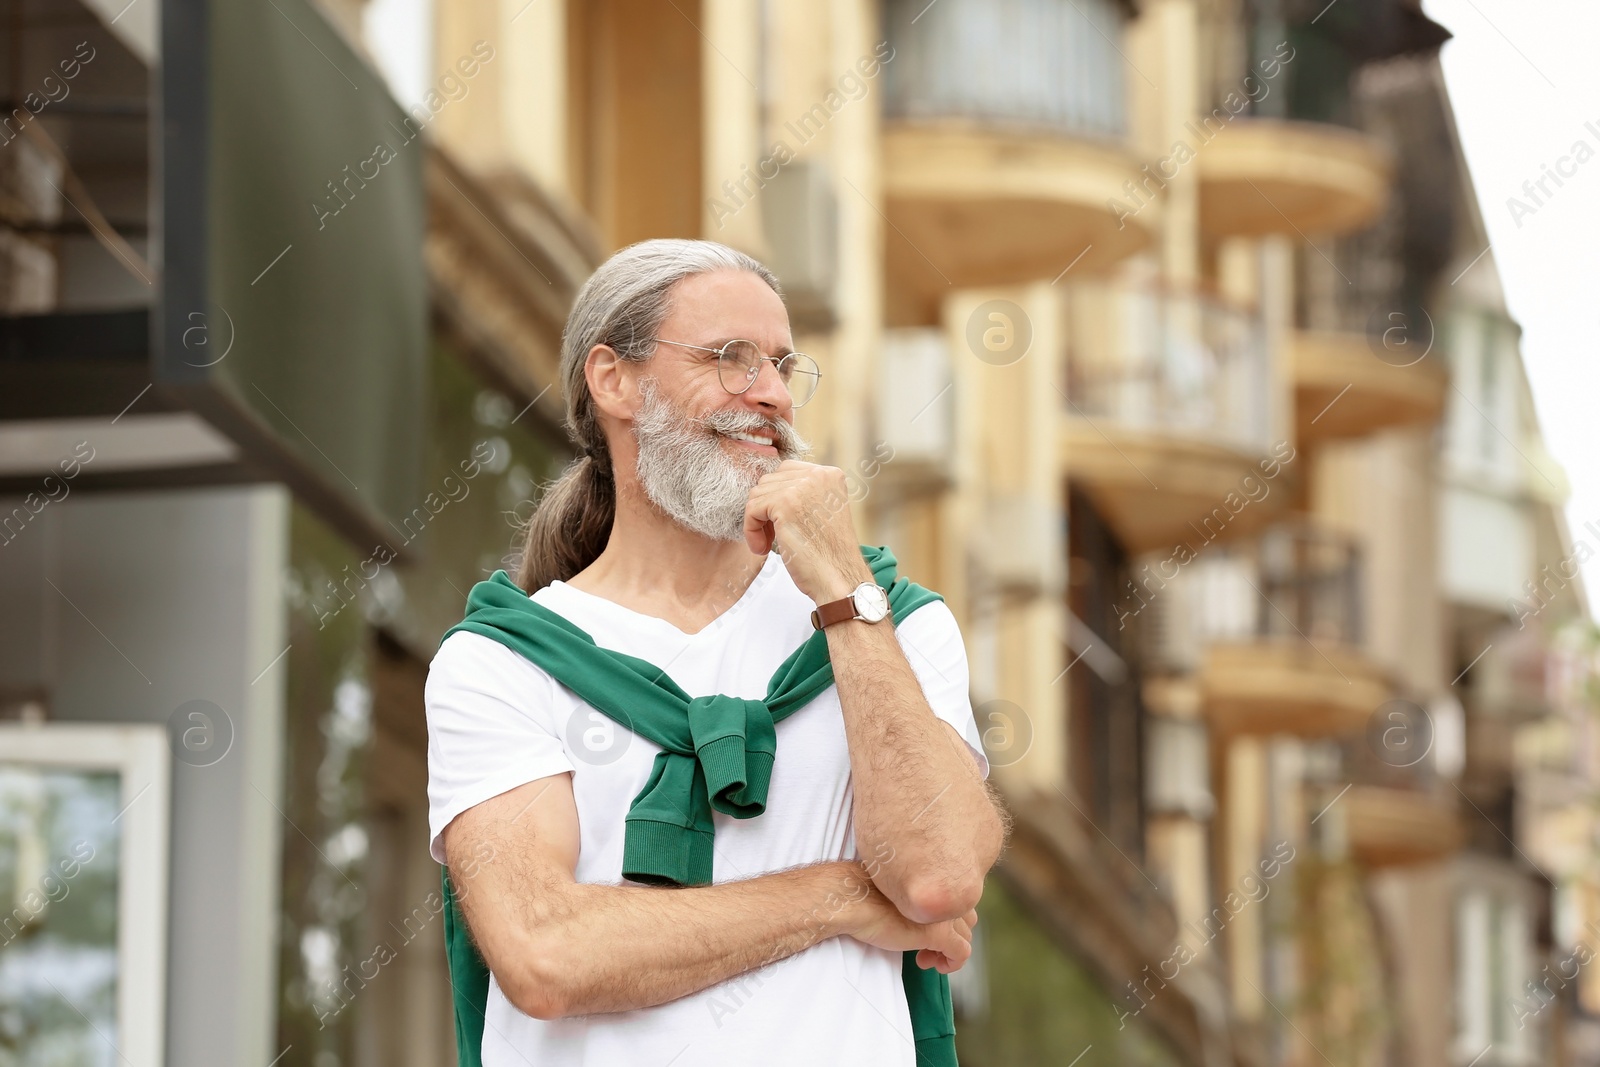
[585,344,641,421]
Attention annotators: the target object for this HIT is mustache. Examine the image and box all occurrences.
[696,407,810,458]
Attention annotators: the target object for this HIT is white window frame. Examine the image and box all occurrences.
[1,722,170,1067]
[1454,857,1543,1067]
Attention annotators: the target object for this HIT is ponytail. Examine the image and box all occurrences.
[515,452,616,593]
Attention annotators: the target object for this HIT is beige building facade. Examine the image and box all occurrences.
[2,0,1583,1063]
[386,1,1589,1065]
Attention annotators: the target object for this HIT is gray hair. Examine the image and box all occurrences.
[517,238,783,590]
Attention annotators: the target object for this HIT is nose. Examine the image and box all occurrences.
[741,356,793,416]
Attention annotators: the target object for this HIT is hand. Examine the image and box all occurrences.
[743,461,874,605]
[838,874,977,975]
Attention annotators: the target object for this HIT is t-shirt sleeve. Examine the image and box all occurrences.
[893,600,990,779]
[425,630,577,864]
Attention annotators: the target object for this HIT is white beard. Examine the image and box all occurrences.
[632,379,810,541]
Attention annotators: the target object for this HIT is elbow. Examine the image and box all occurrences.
[979,804,1009,870]
[901,872,985,925]
[899,811,1005,924]
[512,983,568,1022]
[502,944,574,1021]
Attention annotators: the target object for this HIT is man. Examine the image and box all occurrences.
[426,238,1006,1065]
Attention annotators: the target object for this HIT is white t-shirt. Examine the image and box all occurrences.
[425,551,988,1067]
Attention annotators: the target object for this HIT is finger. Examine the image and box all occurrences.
[929,923,971,966]
[749,475,817,505]
[755,466,810,483]
[743,496,775,556]
[751,467,811,491]
[742,485,787,517]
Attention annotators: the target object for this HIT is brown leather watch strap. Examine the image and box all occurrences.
[810,595,859,630]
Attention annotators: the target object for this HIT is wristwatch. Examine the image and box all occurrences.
[811,581,891,630]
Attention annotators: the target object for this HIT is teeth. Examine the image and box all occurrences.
[727,432,772,445]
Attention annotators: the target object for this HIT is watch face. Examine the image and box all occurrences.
[853,583,890,623]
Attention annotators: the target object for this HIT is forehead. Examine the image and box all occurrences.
[659,269,792,350]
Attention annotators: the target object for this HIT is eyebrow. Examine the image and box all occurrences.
[705,337,796,357]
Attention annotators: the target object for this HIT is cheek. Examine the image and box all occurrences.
[678,366,737,412]
[642,371,718,429]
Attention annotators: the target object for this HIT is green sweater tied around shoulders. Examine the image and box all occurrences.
[438,545,958,1067]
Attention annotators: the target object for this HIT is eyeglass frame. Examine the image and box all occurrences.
[645,337,821,408]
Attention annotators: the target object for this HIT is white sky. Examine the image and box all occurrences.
[1424,0,1600,618]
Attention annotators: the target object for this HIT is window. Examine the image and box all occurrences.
[0,724,169,1067]
[1456,885,1538,1066]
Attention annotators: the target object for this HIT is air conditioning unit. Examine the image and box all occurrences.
[760,160,838,332]
[1140,553,1257,673]
[877,327,954,486]
[979,493,1062,594]
[1474,626,1553,721]
[1145,716,1213,819]
[1141,565,1198,673]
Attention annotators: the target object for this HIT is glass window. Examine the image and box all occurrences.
[0,725,168,1067]
[0,767,120,1067]
[1456,884,1539,1064]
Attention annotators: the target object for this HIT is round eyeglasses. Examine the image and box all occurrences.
[648,338,821,408]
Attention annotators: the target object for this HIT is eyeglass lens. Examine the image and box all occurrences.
[718,341,819,406]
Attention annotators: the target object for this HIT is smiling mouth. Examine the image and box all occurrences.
[722,430,777,448]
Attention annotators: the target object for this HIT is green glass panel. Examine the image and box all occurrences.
[274,504,373,1066]
[205,0,427,532]
[273,345,564,1061]
[305,338,568,653]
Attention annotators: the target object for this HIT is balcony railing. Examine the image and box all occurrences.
[1144,522,1364,673]
[1335,730,1443,794]
[1237,20,1360,127]
[1219,1,1449,130]
[1305,731,1462,869]
[882,0,1127,139]
[1255,523,1364,643]
[1064,284,1273,455]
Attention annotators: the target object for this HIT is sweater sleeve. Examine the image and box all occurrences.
[893,601,990,779]
[425,630,578,864]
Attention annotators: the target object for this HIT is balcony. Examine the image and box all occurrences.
[1062,284,1285,554]
[1291,329,1447,442]
[1197,120,1389,239]
[1144,523,1394,738]
[880,0,1155,321]
[1196,27,1392,239]
[1314,738,1464,869]
[1343,786,1463,867]
[1290,245,1451,441]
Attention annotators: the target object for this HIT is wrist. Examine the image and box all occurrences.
[813,564,876,609]
[807,862,874,939]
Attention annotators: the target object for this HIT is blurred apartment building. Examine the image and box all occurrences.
[0,0,1593,1065]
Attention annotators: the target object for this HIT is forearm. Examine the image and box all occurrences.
[503,860,868,1018]
[828,618,1005,923]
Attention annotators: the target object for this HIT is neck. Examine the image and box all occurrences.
[565,472,769,634]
